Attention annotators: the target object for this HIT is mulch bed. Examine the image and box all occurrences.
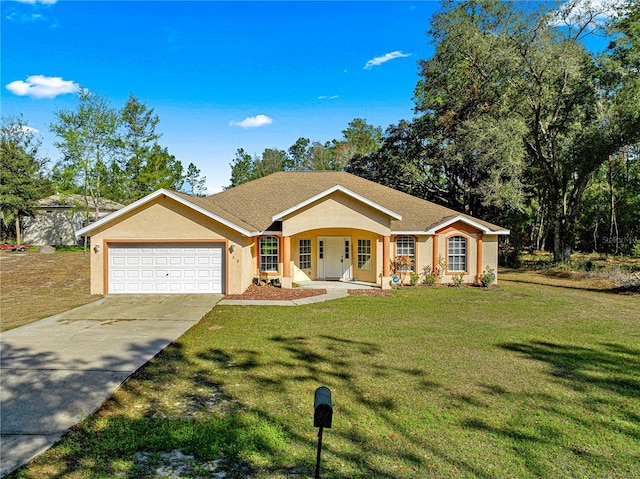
[224,284,327,300]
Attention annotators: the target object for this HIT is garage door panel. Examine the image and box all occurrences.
[108,243,224,294]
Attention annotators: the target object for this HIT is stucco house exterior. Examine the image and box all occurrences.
[76,171,509,295]
[23,194,124,246]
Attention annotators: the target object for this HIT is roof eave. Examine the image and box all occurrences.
[422,215,510,235]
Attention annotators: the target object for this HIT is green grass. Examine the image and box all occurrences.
[10,279,640,478]
[53,245,87,253]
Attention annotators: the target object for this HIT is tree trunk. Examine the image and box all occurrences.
[551,191,574,263]
[552,182,587,263]
[553,219,571,263]
[14,210,21,245]
[608,155,618,254]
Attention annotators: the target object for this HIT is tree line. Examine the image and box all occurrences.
[228,0,640,263]
[228,118,384,187]
[2,1,637,261]
[1,92,207,243]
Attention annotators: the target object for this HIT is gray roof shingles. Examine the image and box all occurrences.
[181,171,506,234]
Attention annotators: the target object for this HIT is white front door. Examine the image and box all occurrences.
[319,237,352,280]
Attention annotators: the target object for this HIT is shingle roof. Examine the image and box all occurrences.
[36,194,124,211]
[195,171,507,233]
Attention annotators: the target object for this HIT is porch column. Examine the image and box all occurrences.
[282,235,292,289]
[432,234,439,270]
[381,235,391,290]
[476,233,483,283]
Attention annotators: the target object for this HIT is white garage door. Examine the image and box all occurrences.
[108,243,224,294]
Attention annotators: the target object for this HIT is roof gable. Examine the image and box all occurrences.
[272,185,402,222]
[425,216,510,235]
[75,189,254,238]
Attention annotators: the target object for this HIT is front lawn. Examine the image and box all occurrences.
[10,279,640,478]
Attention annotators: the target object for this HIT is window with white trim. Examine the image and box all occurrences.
[396,236,415,271]
[357,239,371,270]
[448,236,467,272]
[299,239,311,270]
[260,236,279,272]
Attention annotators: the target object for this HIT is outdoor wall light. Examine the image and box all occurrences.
[229,244,235,253]
[93,244,100,253]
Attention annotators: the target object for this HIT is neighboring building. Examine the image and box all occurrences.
[76,171,509,295]
[23,195,124,246]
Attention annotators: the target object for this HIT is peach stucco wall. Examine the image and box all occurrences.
[282,192,392,237]
[89,196,245,294]
[88,193,502,295]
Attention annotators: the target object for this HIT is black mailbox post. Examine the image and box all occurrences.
[313,386,333,479]
[314,386,333,428]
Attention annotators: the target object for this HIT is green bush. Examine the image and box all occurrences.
[451,273,465,288]
[423,274,436,286]
[480,266,496,287]
[410,272,420,286]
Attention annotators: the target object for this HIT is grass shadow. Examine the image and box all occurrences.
[499,340,640,399]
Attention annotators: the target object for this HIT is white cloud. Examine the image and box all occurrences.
[6,75,80,99]
[229,114,273,128]
[22,125,40,134]
[364,51,412,70]
[318,95,339,100]
[5,0,59,25]
[5,10,47,23]
[551,0,622,29]
[14,0,58,4]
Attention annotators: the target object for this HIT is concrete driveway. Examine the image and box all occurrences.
[0,294,221,477]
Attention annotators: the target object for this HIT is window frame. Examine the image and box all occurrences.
[395,236,416,272]
[357,239,372,270]
[299,238,312,270]
[259,236,280,273]
[447,235,468,273]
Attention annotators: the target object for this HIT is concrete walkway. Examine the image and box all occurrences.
[0,294,222,477]
[218,280,378,306]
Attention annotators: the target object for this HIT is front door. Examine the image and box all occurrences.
[319,236,352,280]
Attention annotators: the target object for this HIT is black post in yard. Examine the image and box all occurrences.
[315,426,324,479]
[313,386,333,479]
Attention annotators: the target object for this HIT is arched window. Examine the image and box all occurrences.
[396,236,415,271]
[448,236,467,272]
[260,236,279,272]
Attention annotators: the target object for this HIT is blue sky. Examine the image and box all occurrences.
[2,0,442,192]
[2,0,618,193]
